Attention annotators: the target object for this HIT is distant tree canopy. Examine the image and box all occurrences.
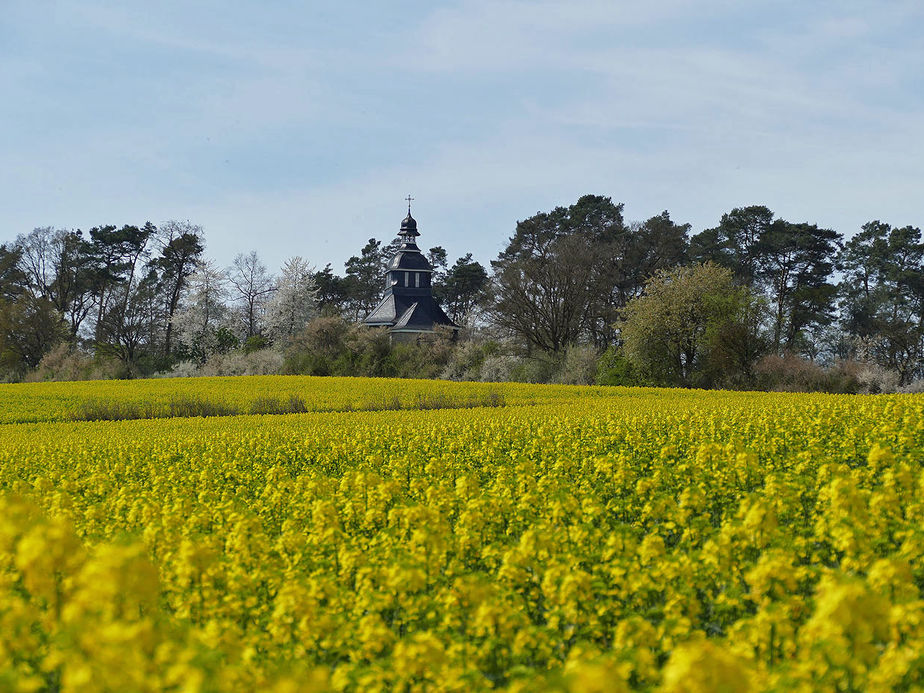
[839,221,924,383]
[1,221,206,377]
[0,294,66,371]
[1,196,923,388]
[488,197,922,387]
[619,263,765,388]
[343,238,387,322]
[490,195,688,352]
[437,253,488,326]
[690,206,841,353]
[265,257,318,343]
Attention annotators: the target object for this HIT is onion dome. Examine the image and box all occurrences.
[400,212,419,236]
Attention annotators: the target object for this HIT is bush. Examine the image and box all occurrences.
[479,355,521,383]
[198,349,284,377]
[347,327,396,378]
[389,332,455,380]
[283,317,353,376]
[283,318,456,380]
[440,340,490,381]
[900,379,924,394]
[27,344,122,382]
[28,344,92,382]
[553,345,599,385]
[509,354,561,384]
[595,347,642,386]
[756,354,824,392]
[158,361,201,379]
[852,361,900,394]
[242,335,270,354]
[754,353,872,394]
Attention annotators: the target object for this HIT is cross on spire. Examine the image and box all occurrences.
[405,195,414,214]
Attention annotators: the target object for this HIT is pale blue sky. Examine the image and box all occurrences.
[2,1,922,271]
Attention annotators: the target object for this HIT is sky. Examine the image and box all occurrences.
[2,0,923,273]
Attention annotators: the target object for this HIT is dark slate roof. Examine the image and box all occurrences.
[363,292,458,331]
[364,294,397,325]
[389,250,432,271]
[394,303,423,329]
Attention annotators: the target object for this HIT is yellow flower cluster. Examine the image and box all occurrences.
[0,377,922,691]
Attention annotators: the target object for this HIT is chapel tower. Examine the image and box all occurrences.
[362,202,459,340]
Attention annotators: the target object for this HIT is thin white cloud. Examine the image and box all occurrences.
[404,0,740,72]
[2,0,922,273]
[62,1,321,69]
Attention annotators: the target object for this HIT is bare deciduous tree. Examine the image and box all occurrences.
[228,251,275,340]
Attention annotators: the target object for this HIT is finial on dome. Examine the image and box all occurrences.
[400,195,419,236]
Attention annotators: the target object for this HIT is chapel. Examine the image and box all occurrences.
[362,204,459,340]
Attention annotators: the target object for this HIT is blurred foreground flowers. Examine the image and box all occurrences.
[0,377,922,690]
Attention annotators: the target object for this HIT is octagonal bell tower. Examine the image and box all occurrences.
[362,203,459,340]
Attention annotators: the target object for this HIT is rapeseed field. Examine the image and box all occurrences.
[0,377,922,691]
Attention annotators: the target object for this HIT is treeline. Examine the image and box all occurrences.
[489,197,923,391]
[0,221,487,380]
[2,194,923,393]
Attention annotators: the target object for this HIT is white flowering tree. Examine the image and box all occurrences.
[265,256,318,342]
[171,259,231,361]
